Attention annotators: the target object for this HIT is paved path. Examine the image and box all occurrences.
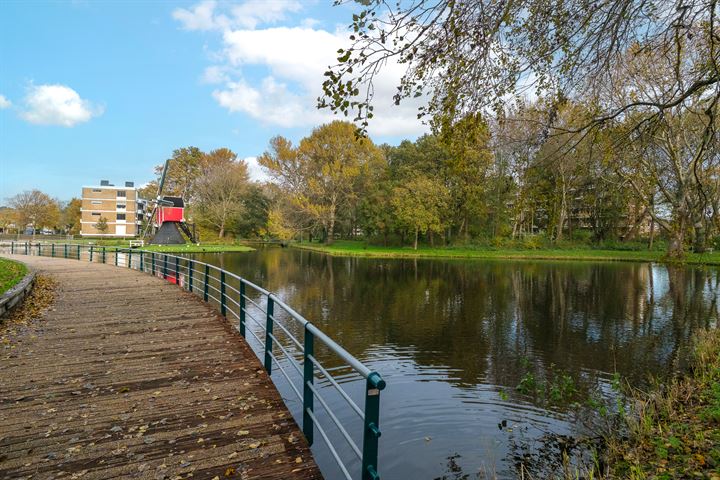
[0,255,321,480]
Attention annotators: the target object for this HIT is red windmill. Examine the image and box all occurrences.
[143,160,197,244]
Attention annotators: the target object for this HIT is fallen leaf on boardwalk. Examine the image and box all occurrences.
[295,457,302,463]
[224,467,235,476]
[236,430,249,436]
[248,443,260,449]
[0,275,57,332]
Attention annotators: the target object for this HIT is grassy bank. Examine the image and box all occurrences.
[0,258,28,294]
[608,328,720,478]
[291,240,720,265]
[139,244,254,253]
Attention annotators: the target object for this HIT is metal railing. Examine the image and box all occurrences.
[2,242,385,480]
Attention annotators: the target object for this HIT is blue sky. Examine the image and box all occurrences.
[0,1,427,203]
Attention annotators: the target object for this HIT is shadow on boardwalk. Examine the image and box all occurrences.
[0,255,322,480]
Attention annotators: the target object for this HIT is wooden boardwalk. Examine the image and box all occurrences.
[0,255,322,480]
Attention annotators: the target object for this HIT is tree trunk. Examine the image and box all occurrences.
[219,222,224,238]
[692,221,707,253]
[325,203,336,245]
[667,231,685,258]
[556,187,566,242]
[413,227,419,250]
[648,217,655,250]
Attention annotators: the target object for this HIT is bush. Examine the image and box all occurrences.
[712,236,720,251]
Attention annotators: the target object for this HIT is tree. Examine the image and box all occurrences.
[201,148,240,174]
[235,184,271,238]
[155,146,205,200]
[259,121,384,244]
[94,216,109,234]
[322,0,719,139]
[7,190,60,232]
[61,198,82,235]
[0,207,18,234]
[391,174,449,249]
[194,160,250,238]
[439,113,494,240]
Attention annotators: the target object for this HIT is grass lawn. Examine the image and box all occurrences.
[292,240,720,265]
[138,244,254,253]
[0,258,28,294]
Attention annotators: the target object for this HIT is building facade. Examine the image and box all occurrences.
[80,181,145,237]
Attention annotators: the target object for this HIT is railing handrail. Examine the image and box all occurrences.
[1,241,385,480]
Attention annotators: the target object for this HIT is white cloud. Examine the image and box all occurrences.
[176,2,428,138]
[173,0,301,31]
[20,84,103,127]
[201,65,232,84]
[243,156,269,182]
[0,94,11,109]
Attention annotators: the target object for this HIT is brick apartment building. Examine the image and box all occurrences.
[80,180,145,237]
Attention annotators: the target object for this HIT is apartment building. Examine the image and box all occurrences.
[80,180,145,237]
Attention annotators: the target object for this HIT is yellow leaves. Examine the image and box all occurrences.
[295,456,302,463]
[224,467,236,476]
[236,430,250,436]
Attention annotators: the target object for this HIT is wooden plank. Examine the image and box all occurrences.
[0,256,322,480]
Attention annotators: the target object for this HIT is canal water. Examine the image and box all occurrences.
[191,246,719,479]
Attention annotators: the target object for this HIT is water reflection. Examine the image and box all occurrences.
[194,248,719,479]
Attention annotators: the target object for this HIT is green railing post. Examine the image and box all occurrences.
[151,252,156,275]
[128,250,133,269]
[37,243,41,256]
[64,244,68,259]
[175,257,180,284]
[220,271,227,316]
[264,296,274,374]
[188,260,194,292]
[163,255,168,279]
[139,252,144,272]
[89,246,93,262]
[10,241,14,254]
[25,242,28,255]
[239,282,246,337]
[51,243,55,257]
[114,249,118,266]
[102,247,106,264]
[303,327,314,445]
[361,372,386,480]
[203,264,209,302]
[77,245,80,260]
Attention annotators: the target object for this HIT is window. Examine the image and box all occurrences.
[117,213,126,220]
[91,212,100,216]
[117,203,126,209]
[92,189,102,192]
[117,190,126,197]
[91,200,102,205]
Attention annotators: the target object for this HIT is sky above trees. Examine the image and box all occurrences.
[0,0,425,201]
